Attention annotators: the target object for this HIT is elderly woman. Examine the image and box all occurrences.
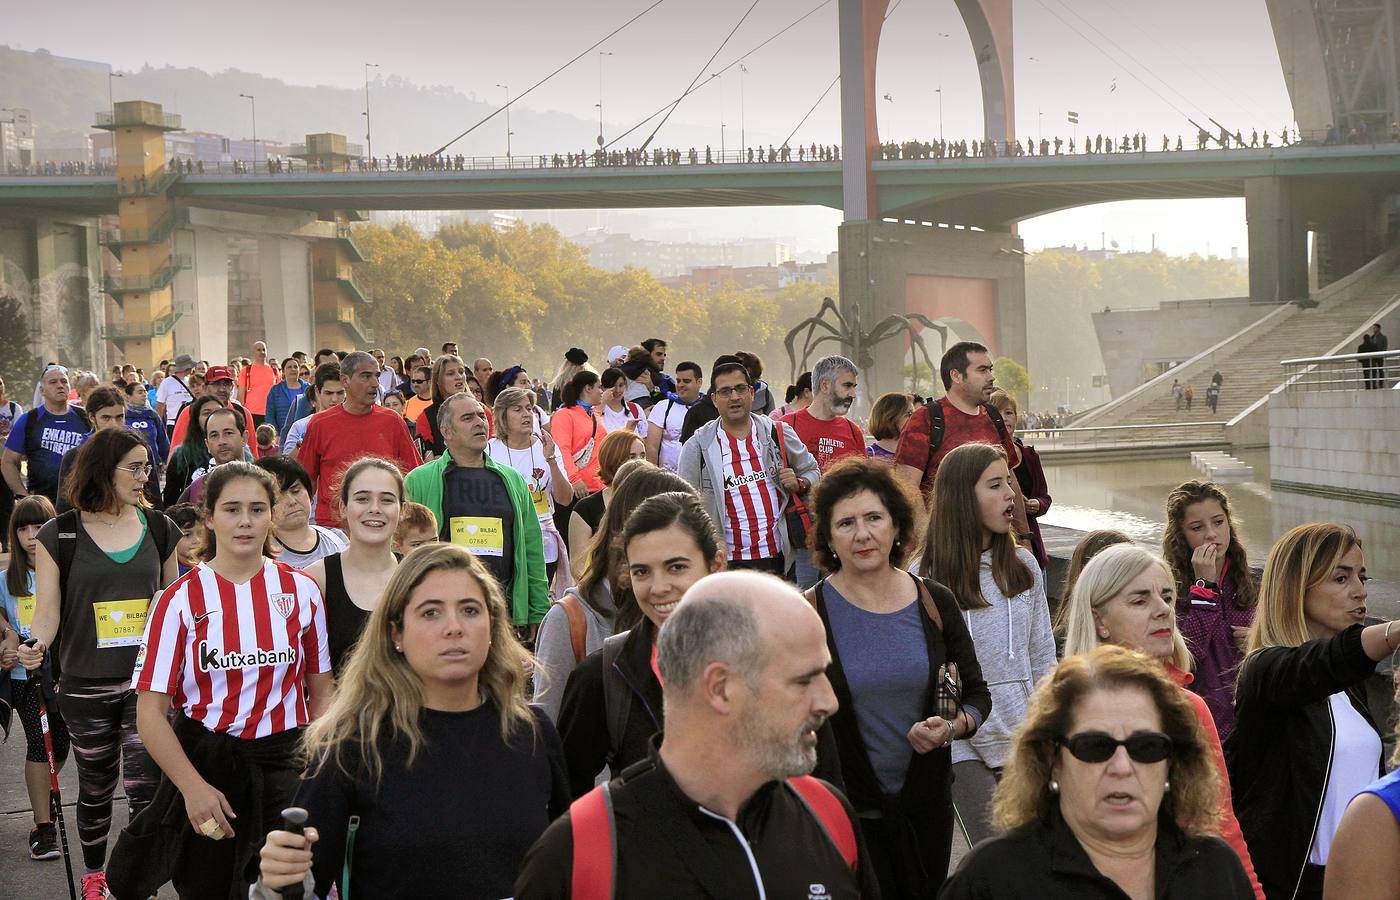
[943,644,1254,899]
[1227,523,1400,900]
[1062,544,1263,898]
[806,456,991,897]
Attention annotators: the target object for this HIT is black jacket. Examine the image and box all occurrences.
[557,616,847,799]
[515,746,882,899]
[814,575,992,820]
[940,807,1252,899]
[678,394,719,443]
[1225,625,1383,900]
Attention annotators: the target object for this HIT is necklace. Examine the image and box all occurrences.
[88,509,128,528]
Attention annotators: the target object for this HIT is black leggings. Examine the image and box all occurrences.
[57,677,161,871]
[860,809,954,900]
[12,677,71,764]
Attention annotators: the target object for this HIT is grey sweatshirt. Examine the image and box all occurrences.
[532,582,616,723]
[952,547,1058,769]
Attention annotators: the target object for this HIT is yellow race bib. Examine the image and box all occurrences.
[93,598,151,649]
[16,594,36,638]
[450,517,505,557]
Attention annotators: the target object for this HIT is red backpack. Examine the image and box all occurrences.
[568,775,857,900]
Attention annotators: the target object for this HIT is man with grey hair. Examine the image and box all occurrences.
[403,392,549,630]
[299,350,421,527]
[779,355,866,587]
[515,571,877,898]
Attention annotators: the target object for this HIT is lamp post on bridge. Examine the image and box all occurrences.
[107,71,123,126]
[364,62,378,167]
[239,93,257,169]
[495,83,513,159]
[739,63,747,157]
[596,51,613,149]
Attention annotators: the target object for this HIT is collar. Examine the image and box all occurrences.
[576,401,594,414]
[1046,805,1194,890]
[1165,662,1193,687]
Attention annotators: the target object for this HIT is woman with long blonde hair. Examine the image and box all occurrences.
[1228,523,1400,900]
[255,543,568,900]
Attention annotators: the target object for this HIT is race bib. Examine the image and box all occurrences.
[529,484,550,517]
[16,594,36,637]
[93,598,151,649]
[450,517,505,557]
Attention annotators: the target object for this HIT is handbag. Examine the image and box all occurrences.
[912,576,962,722]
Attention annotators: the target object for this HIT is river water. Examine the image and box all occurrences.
[1039,449,1400,583]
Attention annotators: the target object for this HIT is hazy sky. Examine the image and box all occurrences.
[9,0,1296,256]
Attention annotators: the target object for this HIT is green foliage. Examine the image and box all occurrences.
[353,221,838,387]
[0,295,39,399]
[993,356,1032,400]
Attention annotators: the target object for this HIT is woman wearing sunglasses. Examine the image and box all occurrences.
[1061,544,1263,899]
[943,644,1254,899]
[1226,524,1400,900]
[806,457,991,898]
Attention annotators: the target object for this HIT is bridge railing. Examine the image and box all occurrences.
[1020,420,1229,449]
[1280,349,1400,392]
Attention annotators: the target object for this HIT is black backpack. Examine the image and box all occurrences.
[924,398,1009,469]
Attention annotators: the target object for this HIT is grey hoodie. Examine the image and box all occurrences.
[532,581,616,723]
[952,547,1058,769]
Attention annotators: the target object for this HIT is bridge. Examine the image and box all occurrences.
[3,144,1397,228]
[0,0,1395,390]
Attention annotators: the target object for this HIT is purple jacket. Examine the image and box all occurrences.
[1176,563,1256,741]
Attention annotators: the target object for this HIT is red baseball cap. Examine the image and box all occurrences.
[205,366,234,383]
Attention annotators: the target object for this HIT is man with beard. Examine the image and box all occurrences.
[515,572,878,899]
[779,355,866,587]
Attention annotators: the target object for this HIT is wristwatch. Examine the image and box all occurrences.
[1194,578,1219,591]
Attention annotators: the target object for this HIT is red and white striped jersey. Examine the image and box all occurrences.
[719,431,783,561]
[133,559,332,739]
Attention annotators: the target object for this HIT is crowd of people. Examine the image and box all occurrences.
[0,333,1396,900]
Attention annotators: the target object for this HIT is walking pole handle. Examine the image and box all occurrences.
[281,808,309,900]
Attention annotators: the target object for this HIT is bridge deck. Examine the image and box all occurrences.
[1,144,1397,224]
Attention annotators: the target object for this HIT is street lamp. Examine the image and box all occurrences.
[495,83,513,158]
[936,87,943,142]
[108,71,124,124]
[713,72,725,158]
[364,62,379,165]
[739,63,748,156]
[596,51,614,147]
[239,93,257,169]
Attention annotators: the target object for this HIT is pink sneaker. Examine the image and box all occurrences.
[80,870,109,899]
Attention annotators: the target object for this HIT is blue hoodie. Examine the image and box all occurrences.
[126,403,170,465]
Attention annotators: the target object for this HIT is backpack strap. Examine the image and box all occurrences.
[569,783,617,900]
[600,632,631,765]
[557,591,588,664]
[148,511,174,573]
[770,422,812,531]
[786,776,858,870]
[924,399,946,472]
[51,508,82,683]
[983,401,1009,445]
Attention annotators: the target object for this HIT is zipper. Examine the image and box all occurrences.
[696,807,767,900]
[1290,698,1335,900]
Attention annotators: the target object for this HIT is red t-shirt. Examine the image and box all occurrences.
[236,364,280,416]
[778,409,866,474]
[299,404,422,526]
[894,397,1017,496]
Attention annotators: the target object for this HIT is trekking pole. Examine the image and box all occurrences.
[280,807,309,900]
[23,639,78,900]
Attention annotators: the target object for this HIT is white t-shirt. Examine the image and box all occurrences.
[1308,691,1383,864]
[601,400,647,438]
[276,525,349,570]
[485,437,566,563]
[156,375,193,425]
[284,414,314,452]
[0,400,21,442]
[647,397,691,471]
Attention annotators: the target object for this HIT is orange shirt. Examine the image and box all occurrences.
[236,363,280,415]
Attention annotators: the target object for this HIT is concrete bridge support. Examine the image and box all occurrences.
[838,220,1028,401]
[1246,176,1310,303]
[0,214,103,372]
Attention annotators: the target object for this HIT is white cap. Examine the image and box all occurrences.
[607,345,629,366]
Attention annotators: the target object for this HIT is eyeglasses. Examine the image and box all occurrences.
[1058,731,1174,764]
[117,463,154,478]
[411,378,427,385]
[711,384,753,399]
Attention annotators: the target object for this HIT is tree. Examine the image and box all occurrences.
[993,356,1032,403]
[0,294,39,398]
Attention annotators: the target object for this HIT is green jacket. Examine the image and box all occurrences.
[403,449,550,626]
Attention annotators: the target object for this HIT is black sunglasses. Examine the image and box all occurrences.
[1058,731,1173,764]
[411,378,427,384]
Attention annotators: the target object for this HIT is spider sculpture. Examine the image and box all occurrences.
[784,295,948,391]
